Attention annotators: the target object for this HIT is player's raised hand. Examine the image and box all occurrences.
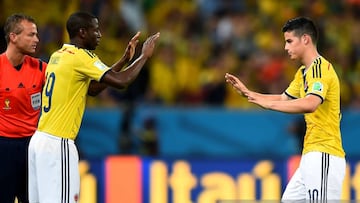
[141,32,160,58]
[124,31,140,61]
[225,73,250,97]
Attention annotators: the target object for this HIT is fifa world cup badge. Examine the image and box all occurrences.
[312,81,323,92]
[3,99,11,110]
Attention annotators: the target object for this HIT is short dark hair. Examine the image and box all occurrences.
[282,17,318,44]
[4,13,36,44]
[66,11,97,39]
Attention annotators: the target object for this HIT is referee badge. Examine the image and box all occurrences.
[31,92,41,110]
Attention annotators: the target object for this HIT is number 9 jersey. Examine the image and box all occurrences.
[37,44,111,140]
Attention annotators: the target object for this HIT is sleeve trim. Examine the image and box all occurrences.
[285,91,298,100]
[99,69,112,82]
[307,93,324,103]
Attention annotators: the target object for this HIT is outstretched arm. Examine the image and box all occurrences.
[88,32,140,96]
[249,94,321,113]
[225,73,321,113]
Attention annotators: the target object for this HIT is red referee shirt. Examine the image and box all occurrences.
[0,53,47,138]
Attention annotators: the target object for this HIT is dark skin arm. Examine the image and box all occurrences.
[87,32,140,96]
[97,32,160,90]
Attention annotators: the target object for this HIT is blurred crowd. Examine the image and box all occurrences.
[1,0,360,109]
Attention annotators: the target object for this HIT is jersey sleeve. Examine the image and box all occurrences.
[75,49,111,81]
[306,62,330,102]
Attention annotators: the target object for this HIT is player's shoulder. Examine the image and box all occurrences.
[64,44,98,58]
[317,56,333,69]
[310,56,336,78]
[81,49,98,60]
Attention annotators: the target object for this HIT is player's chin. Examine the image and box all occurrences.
[289,54,297,60]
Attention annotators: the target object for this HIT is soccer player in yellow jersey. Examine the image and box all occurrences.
[225,17,345,201]
[28,11,160,202]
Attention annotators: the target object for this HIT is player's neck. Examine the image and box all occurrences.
[302,49,320,71]
[5,47,26,67]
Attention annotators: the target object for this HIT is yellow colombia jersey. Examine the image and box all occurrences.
[38,44,111,140]
[285,56,345,157]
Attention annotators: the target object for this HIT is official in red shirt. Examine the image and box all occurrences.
[0,14,46,203]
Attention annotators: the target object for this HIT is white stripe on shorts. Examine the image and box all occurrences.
[61,138,70,203]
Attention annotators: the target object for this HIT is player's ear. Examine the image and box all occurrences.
[302,34,310,45]
[79,28,86,38]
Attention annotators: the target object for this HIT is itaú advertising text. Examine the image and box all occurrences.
[78,156,360,203]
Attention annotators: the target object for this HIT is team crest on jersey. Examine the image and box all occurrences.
[312,81,323,93]
[2,99,11,110]
[31,92,41,110]
[94,60,108,71]
[74,193,79,202]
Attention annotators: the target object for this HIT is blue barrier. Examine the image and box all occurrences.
[77,106,360,159]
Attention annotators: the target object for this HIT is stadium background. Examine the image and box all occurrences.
[1,0,360,202]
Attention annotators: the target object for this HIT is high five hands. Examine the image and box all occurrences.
[124,31,161,61]
[124,32,140,62]
[225,73,250,98]
[141,32,160,58]
[225,73,275,110]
